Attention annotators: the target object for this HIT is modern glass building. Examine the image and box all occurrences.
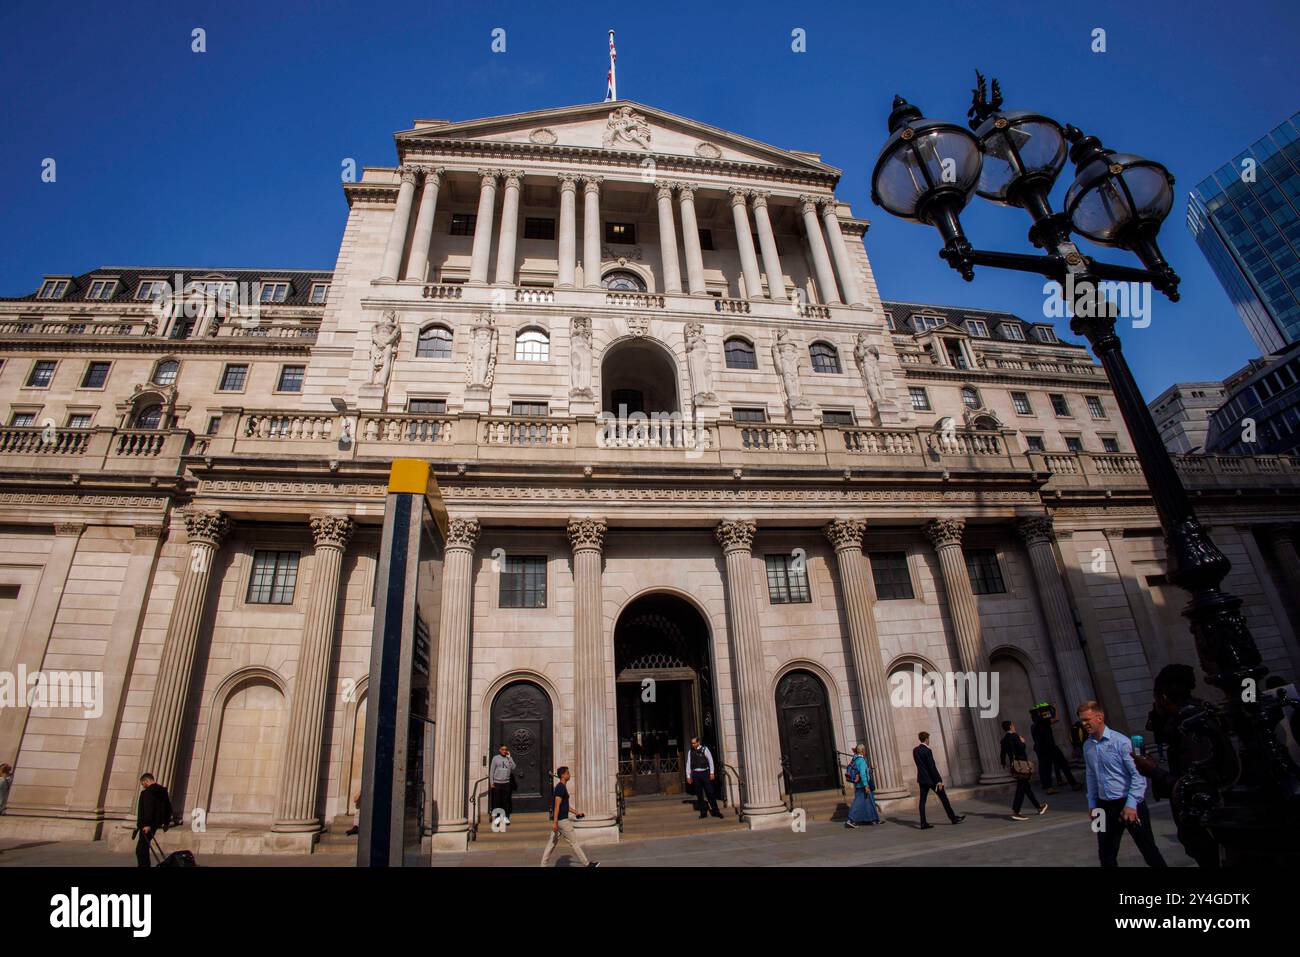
[1187,112,1300,355]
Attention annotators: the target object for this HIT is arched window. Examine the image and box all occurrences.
[134,404,165,429]
[601,270,646,292]
[153,359,179,386]
[515,328,549,362]
[724,337,757,370]
[415,324,452,359]
[961,385,981,410]
[809,341,841,374]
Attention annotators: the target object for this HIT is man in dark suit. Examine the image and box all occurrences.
[913,732,965,829]
[134,773,173,867]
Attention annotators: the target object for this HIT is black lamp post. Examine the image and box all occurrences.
[870,74,1299,865]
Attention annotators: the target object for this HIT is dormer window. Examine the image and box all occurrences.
[37,279,70,300]
[87,279,118,300]
[942,338,970,370]
[1034,326,1059,344]
[309,283,329,305]
[259,282,290,303]
[913,315,944,332]
[964,319,989,338]
[136,280,168,301]
[998,322,1025,341]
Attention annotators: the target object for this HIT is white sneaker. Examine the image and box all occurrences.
[1038,805,1048,815]
[1010,814,1029,821]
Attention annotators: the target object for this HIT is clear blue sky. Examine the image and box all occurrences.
[2,0,1297,394]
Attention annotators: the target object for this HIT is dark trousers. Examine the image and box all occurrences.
[135,828,153,868]
[489,783,512,819]
[1036,746,1078,789]
[691,774,719,816]
[1096,799,1168,867]
[918,783,957,825]
[1012,777,1042,814]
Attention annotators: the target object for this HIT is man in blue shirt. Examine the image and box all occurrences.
[1077,701,1167,867]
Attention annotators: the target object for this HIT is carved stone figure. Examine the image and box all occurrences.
[466,312,498,388]
[569,316,593,397]
[854,332,886,417]
[368,310,401,388]
[685,321,715,402]
[772,329,809,409]
[603,106,652,150]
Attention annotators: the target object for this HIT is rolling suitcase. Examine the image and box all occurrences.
[150,834,198,867]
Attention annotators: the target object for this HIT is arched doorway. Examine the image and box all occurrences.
[990,652,1038,735]
[775,670,838,792]
[888,660,956,792]
[614,593,718,797]
[601,339,680,418]
[489,681,553,812]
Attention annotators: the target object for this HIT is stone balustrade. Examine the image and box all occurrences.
[0,426,189,473]
[714,297,751,314]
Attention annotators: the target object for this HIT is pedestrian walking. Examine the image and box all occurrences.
[1000,720,1047,820]
[0,762,12,815]
[685,737,723,819]
[133,773,173,868]
[489,744,517,825]
[913,732,964,828]
[1077,701,1167,867]
[844,744,880,828]
[540,767,598,868]
[1030,704,1080,794]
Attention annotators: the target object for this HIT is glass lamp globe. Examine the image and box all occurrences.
[973,111,1068,205]
[1064,152,1175,245]
[871,97,984,223]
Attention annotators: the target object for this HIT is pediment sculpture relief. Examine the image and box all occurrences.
[603,106,652,150]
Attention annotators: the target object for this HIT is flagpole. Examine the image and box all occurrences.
[608,29,617,101]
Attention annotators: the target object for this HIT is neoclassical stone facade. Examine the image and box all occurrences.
[1,101,1298,853]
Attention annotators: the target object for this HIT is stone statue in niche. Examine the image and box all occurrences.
[368,310,401,387]
[570,316,593,397]
[466,312,498,388]
[854,332,886,420]
[772,329,810,409]
[685,321,715,402]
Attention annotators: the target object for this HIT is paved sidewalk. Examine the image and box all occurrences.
[0,790,1192,868]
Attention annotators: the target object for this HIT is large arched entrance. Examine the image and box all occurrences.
[614,593,719,797]
[774,670,838,792]
[601,338,680,417]
[489,681,553,812]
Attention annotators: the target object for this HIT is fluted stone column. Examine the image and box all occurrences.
[799,195,841,305]
[655,183,683,293]
[138,511,230,790]
[1016,517,1094,712]
[430,518,479,851]
[823,520,906,798]
[729,189,765,301]
[820,199,865,306]
[581,176,603,288]
[557,174,578,287]
[270,516,354,845]
[403,166,444,281]
[468,171,498,285]
[379,166,419,281]
[751,193,787,301]
[715,520,789,828]
[568,518,617,840]
[493,170,522,285]
[922,518,1007,783]
[678,184,707,295]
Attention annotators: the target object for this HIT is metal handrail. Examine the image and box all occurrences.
[467,774,489,842]
[722,763,745,819]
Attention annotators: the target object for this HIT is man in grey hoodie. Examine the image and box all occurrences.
[489,745,517,825]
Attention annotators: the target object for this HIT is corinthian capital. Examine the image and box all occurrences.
[477,169,499,187]
[311,515,355,551]
[676,182,697,202]
[446,517,481,551]
[397,165,420,186]
[580,175,604,193]
[750,191,771,209]
[656,182,675,201]
[424,166,446,187]
[797,194,820,215]
[1015,516,1055,547]
[715,519,756,553]
[500,169,523,187]
[823,518,865,551]
[567,517,608,552]
[727,186,751,207]
[556,172,578,191]
[184,510,230,548]
[922,518,965,549]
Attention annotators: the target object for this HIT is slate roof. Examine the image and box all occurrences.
[881,299,1083,347]
[3,268,335,307]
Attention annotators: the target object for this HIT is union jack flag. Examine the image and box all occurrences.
[605,30,617,102]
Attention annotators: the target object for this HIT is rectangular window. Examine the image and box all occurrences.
[869,551,914,600]
[909,387,931,411]
[913,315,944,332]
[605,222,636,244]
[87,279,117,300]
[698,229,714,251]
[1086,395,1106,419]
[10,412,36,427]
[964,319,989,338]
[1011,392,1033,415]
[510,401,548,417]
[219,363,248,391]
[277,365,305,392]
[259,282,289,303]
[408,399,447,415]
[500,555,547,608]
[524,217,555,240]
[67,413,92,429]
[1065,436,1084,452]
[309,283,329,304]
[136,280,167,301]
[821,410,855,426]
[246,550,300,604]
[964,548,1006,595]
[1049,393,1071,416]
[1035,326,1059,343]
[1102,436,1120,453]
[733,407,768,422]
[81,361,111,388]
[765,554,811,604]
[26,360,56,388]
[450,213,476,236]
[999,323,1025,341]
[1025,435,1046,452]
[206,415,222,435]
[37,279,69,299]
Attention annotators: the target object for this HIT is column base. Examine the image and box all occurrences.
[263,830,319,854]
[573,819,621,846]
[742,804,793,831]
[868,785,910,801]
[978,772,1015,785]
[430,827,470,853]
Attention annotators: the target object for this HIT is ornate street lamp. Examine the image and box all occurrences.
[870,72,1299,866]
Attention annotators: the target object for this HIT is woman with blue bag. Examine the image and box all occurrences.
[845,743,881,828]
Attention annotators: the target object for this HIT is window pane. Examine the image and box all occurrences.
[27,361,56,387]
[964,548,1006,595]
[247,550,300,604]
[810,343,841,374]
[869,551,914,600]
[416,326,452,358]
[81,362,110,388]
[220,365,248,390]
[500,555,547,608]
[724,338,757,369]
[765,554,810,604]
[278,365,305,392]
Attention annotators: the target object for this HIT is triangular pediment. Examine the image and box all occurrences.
[397,100,839,176]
